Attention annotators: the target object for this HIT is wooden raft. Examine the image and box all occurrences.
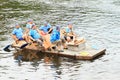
[44,44,106,60]
[12,41,106,60]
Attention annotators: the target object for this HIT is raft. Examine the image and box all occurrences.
[12,40,106,60]
[44,45,106,60]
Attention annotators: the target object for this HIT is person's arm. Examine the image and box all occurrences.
[25,24,30,34]
[28,35,35,41]
[12,29,19,42]
[36,28,41,34]
[12,34,19,44]
[12,34,18,41]
[24,28,30,34]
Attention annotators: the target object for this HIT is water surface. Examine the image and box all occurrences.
[0,0,120,80]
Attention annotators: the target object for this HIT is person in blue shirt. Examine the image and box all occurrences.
[64,22,77,42]
[65,22,74,35]
[50,26,63,52]
[39,22,53,34]
[29,24,43,46]
[64,22,86,45]
[50,27,60,43]
[24,20,35,43]
[12,24,27,43]
[25,20,34,34]
[26,20,33,28]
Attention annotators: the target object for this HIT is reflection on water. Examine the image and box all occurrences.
[14,49,56,63]
[0,0,120,80]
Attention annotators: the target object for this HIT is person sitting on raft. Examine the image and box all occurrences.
[24,20,35,42]
[12,24,28,44]
[25,19,34,34]
[50,26,64,52]
[60,28,68,49]
[65,22,76,39]
[64,22,85,45]
[29,24,43,46]
[39,21,53,35]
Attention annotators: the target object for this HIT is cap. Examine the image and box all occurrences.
[44,21,48,25]
[28,19,33,22]
[15,23,19,27]
[67,22,72,25]
[31,24,35,28]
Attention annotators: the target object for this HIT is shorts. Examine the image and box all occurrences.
[18,38,24,40]
[70,36,73,40]
[64,36,73,41]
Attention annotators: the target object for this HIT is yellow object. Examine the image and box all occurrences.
[80,51,89,56]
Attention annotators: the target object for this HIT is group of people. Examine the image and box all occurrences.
[12,20,85,52]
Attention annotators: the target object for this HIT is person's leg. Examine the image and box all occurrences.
[66,36,71,42]
[74,37,86,45]
[56,40,64,52]
[36,39,43,46]
[22,34,32,43]
[61,38,68,49]
[43,34,52,50]
[12,35,19,44]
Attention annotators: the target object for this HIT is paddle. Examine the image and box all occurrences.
[3,43,29,52]
[20,43,29,49]
[3,45,11,52]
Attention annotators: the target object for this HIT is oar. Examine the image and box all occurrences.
[3,45,11,52]
[19,43,29,49]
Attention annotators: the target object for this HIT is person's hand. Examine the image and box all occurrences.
[46,32,48,34]
[15,39,19,44]
[32,39,36,42]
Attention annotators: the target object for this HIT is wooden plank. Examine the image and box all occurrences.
[12,40,27,47]
[12,40,106,60]
[13,47,106,60]
[42,48,106,60]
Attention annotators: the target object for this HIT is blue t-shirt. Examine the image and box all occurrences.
[50,29,60,43]
[29,29,41,40]
[12,28,23,39]
[26,23,32,29]
[65,27,72,33]
[39,23,51,33]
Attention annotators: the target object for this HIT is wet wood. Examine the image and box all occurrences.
[12,40,106,60]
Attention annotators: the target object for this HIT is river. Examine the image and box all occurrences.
[0,0,120,80]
